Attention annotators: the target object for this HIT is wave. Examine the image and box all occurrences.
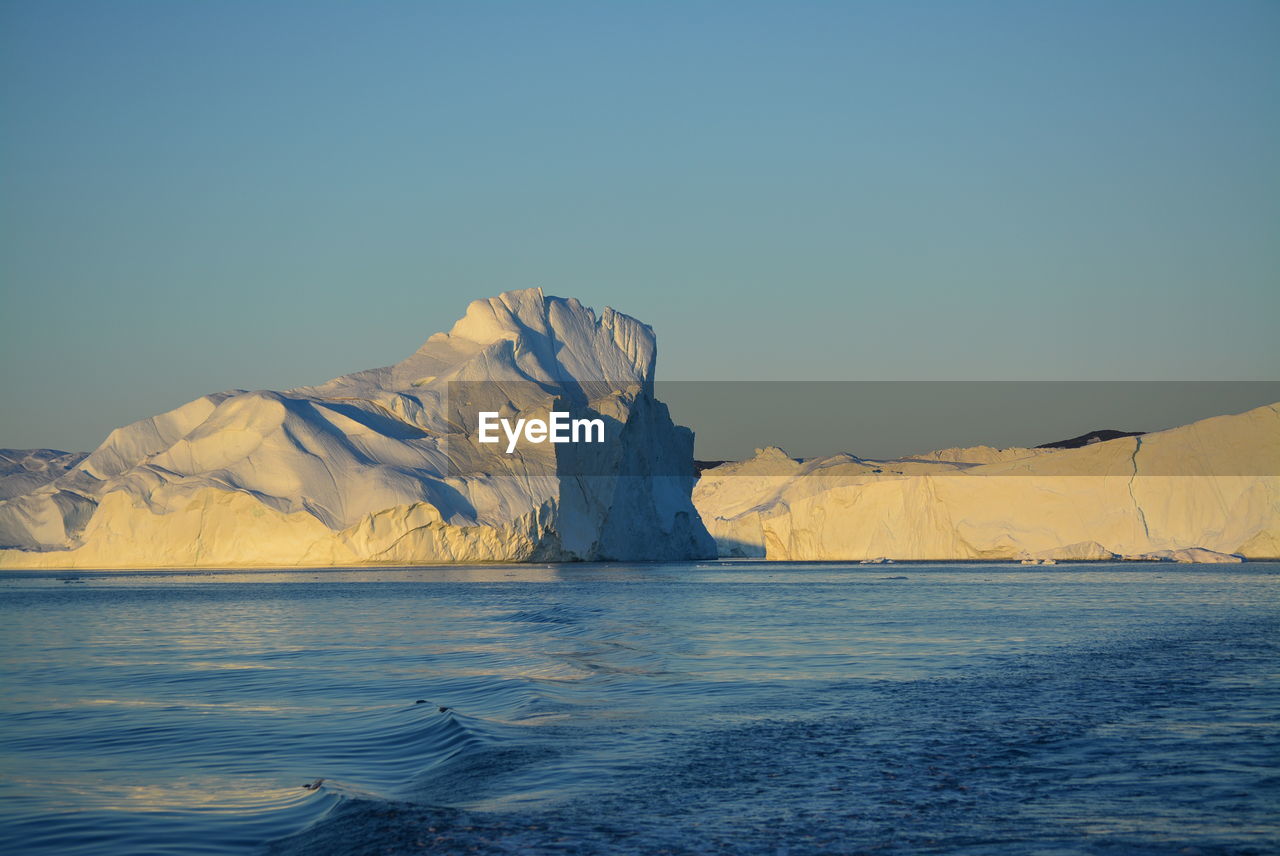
[5,563,1278,855]
[0,700,519,856]
[268,616,1280,856]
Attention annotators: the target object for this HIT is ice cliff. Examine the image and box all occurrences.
[694,404,1280,561]
[0,289,715,567]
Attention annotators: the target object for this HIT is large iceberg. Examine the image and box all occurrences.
[694,404,1280,561]
[0,289,715,568]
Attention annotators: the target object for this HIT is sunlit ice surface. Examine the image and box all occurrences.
[0,562,1276,854]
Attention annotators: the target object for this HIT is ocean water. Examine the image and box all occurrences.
[0,562,1276,855]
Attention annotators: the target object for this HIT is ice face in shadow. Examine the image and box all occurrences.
[0,450,88,501]
[0,289,714,567]
[694,404,1280,561]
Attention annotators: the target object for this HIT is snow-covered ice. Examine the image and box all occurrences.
[0,289,714,567]
[694,404,1280,561]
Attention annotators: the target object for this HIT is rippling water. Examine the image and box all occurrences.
[1,562,1276,855]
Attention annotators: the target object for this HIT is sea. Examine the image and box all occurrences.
[0,562,1276,855]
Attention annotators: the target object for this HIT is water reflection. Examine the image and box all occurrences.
[0,563,1276,854]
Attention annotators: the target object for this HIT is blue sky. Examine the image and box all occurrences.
[2,0,1277,452]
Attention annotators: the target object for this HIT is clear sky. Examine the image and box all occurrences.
[2,0,1277,454]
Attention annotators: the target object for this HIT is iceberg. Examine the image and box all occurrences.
[694,404,1280,561]
[0,289,714,568]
